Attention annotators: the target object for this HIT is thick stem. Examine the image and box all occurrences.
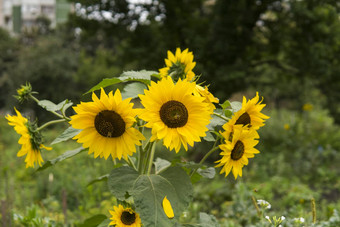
[37,119,67,131]
[147,142,156,175]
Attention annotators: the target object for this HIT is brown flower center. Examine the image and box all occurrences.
[231,141,245,160]
[94,110,125,138]
[160,100,188,128]
[121,211,136,225]
[235,112,251,127]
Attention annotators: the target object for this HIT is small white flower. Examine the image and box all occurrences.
[265,215,270,220]
[300,217,305,223]
[281,216,285,221]
[257,199,271,209]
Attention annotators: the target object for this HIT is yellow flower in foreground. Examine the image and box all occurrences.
[70,88,145,160]
[139,77,211,153]
[193,85,219,112]
[6,108,51,168]
[109,205,141,227]
[159,48,196,81]
[215,125,259,179]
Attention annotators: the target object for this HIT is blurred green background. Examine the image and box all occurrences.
[1,0,340,226]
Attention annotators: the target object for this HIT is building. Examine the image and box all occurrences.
[0,0,72,34]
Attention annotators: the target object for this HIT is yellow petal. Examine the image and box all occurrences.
[162,196,174,219]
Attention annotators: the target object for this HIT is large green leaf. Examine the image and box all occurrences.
[108,166,139,200]
[132,175,178,227]
[230,101,242,113]
[36,147,85,172]
[51,126,81,145]
[85,70,158,94]
[160,167,193,212]
[154,157,171,174]
[78,214,107,227]
[121,82,147,99]
[38,99,73,112]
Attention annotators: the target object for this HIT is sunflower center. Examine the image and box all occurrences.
[121,211,136,225]
[231,141,245,161]
[160,100,188,128]
[94,110,125,138]
[235,112,251,127]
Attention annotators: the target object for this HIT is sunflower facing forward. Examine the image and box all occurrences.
[6,108,51,168]
[215,125,260,179]
[138,77,211,153]
[159,48,196,81]
[109,205,141,227]
[70,88,145,160]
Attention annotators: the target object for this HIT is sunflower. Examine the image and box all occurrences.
[215,125,259,179]
[228,92,269,131]
[6,108,51,168]
[109,204,141,227]
[138,77,211,153]
[70,88,145,160]
[159,48,196,81]
[193,84,219,113]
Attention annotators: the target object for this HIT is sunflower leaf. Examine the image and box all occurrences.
[197,167,215,179]
[203,131,215,142]
[38,99,70,112]
[199,212,220,227]
[78,214,108,227]
[154,157,171,174]
[108,166,139,200]
[36,147,85,172]
[51,126,81,145]
[231,101,242,113]
[121,82,147,99]
[87,174,109,187]
[119,70,159,81]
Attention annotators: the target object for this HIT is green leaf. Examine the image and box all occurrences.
[160,167,193,212]
[230,101,242,113]
[199,212,220,227]
[97,219,111,227]
[108,166,139,200]
[78,214,107,227]
[207,109,226,130]
[154,157,171,174]
[197,167,216,179]
[203,132,215,142]
[121,82,147,99]
[85,78,122,94]
[36,147,85,172]
[119,70,159,80]
[132,175,177,227]
[51,126,81,145]
[224,109,233,118]
[38,99,72,112]
[87,174,109,187]
[220,100,231,109]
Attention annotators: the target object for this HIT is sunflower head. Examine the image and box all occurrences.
[159,48,196,81]
[138,77,211,153]
[216,125,259,179]
[6,108,51,168]
[14,83,34,103]
[109,204,142,227]
[70,88,145,160]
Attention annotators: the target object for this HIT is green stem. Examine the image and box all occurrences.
[147,142,156,175]
[37,119,67,131]
[213,112,230,121]
[143,141,154,174]
[190,146,220,178]
[127,156,137,171]
[30,94,70,120]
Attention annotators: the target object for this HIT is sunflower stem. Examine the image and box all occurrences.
[213,112,230,121]
[190,145,220,178]
[143,141,154,174]
[127,156,137,171]
[147,142,156,175]
[37,119,67,131]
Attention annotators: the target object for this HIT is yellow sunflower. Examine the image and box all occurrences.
[6,108,51,168]
[109,204,141,227]
[138,77,211,153]
[193,84,219,113]
[70,88,145,160]
[215,125,259,179]
[159,48,196,81]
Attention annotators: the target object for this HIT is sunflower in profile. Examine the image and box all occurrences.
[109,204,141,227]
[159,48,196,81]
[6,108,51,168]
[70,88,145,160]
[193,84,219,113]
[138,77,211,153]
[215,125,259,179]
[229,92,269,130]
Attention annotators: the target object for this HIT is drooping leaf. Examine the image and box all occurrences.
[36,147,85,172]
[37,99,72,113]
[87,174,109,187]
[207,109,226,130]
[203,131,215,142]
[51,126,81,145]
[121,82,147,99]
[132,174,178,227]
[197,167,216,179]
[230,101,242,113]
[154,157,171,174]
[78,214,108,227]
[108,166,139,200]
